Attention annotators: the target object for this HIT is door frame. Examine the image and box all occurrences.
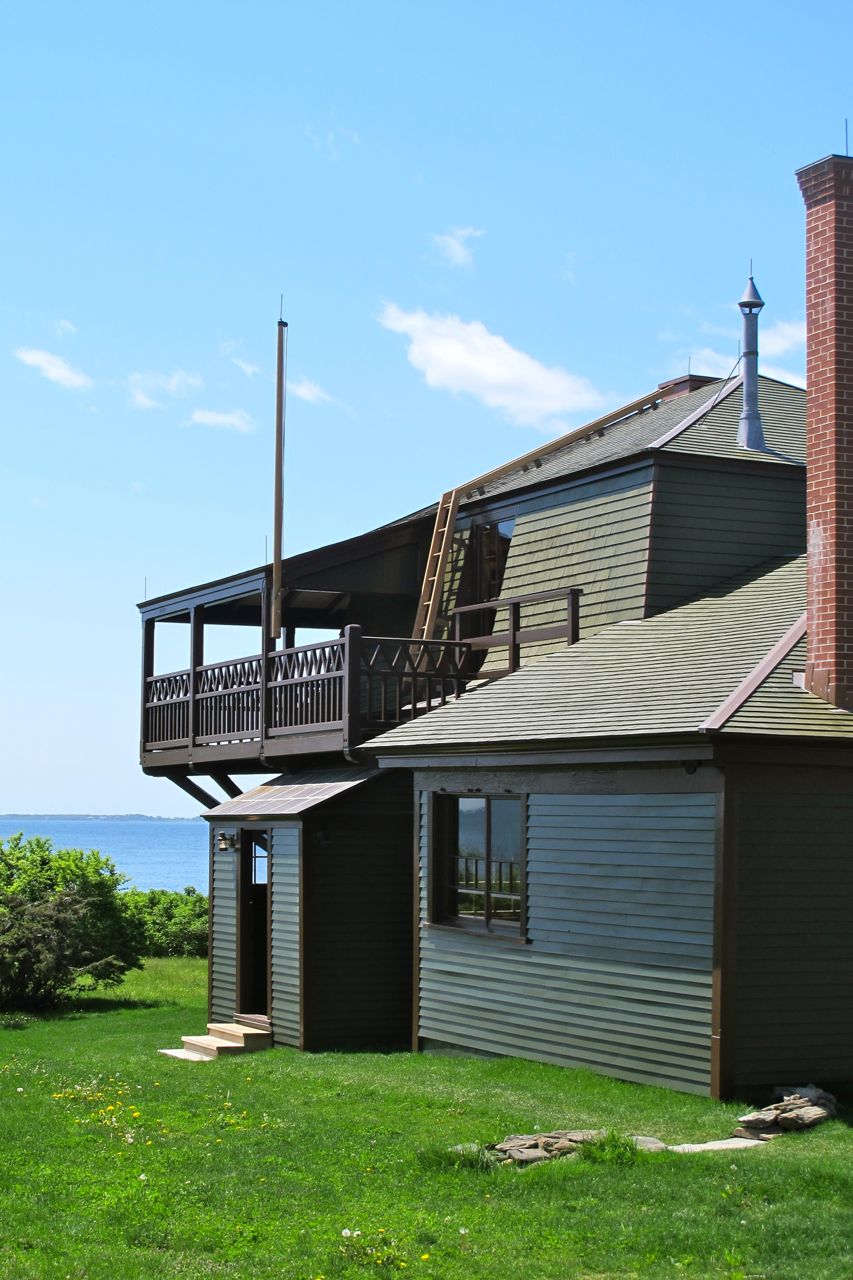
[235,826,273,1019]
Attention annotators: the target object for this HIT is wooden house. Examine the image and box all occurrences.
[142,154,853,1097]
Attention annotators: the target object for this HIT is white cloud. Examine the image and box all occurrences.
[431,226,485,269]
[379,303,605,429]
[56,318,77,336]
[290,377,333,405]
[683,344,806,388]
[14,347,93,389]
[688,347,740,379]
[761,319,805,358]
[189,408,253,433]
[761,363,807,388]
[128,369,203,409]
[220,339,260,378]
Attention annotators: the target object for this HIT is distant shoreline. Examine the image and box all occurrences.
[0,814,203,823]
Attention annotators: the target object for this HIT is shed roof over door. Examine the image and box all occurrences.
[204,766,378,820]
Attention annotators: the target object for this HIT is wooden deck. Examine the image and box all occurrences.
[141,626,472,773]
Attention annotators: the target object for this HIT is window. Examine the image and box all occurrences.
[432,795,525,934]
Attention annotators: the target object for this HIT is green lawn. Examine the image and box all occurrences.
[1,959,851,1280]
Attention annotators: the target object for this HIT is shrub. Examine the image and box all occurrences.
[0,835,144,1010]
[121,887,209,958]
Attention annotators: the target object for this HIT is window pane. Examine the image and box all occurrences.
[252,849,269,885]
[491,893,520,921]
[456,889,485,917]
[490,798,522,864]
[457,798,486,856]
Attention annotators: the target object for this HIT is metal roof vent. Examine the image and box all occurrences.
[736,275,767,451]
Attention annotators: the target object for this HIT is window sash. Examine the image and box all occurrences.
[434,794,525,934]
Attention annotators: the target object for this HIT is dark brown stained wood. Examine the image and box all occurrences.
[342,624,362,753]
[210,771,242,800]
[236,829,272,1016]
[188,605,205,746]
[301,773,414,1051]
[140,619,155,762]
[728,763,853,1093]
[139,518,432,617]
[142,630,470,776]
[167,772,220,810]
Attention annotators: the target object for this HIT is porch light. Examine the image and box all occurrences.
[217,832,238,852]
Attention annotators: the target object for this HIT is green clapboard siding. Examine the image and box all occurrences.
[210,829,238,1023]
[417,790,716,1093]
[479,467,653,669]
[270,824,301,1048]
[647,464,805,614]
[733,787,853,1091]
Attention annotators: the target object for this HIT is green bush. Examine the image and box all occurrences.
[121,886,209,958]
[0,835,145,1010]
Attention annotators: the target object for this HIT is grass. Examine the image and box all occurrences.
[1,960,852,1279]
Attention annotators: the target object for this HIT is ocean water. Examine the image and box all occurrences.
[0,816,210,893]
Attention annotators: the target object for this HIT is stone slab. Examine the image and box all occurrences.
[668,1138,765,1153]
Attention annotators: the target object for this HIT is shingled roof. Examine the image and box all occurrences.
[468,376,804,505]
[370,555,853,754]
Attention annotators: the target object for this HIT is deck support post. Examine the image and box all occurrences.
[508,601,521,672]
[567,589,580,646]
[188,605,205,748]
[167,771,220,810]
[260,586,271,746]
[140,618,155,757]
[342,624,363,755]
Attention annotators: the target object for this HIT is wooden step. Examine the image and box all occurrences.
[233,1012,272,1031]
[157,1046,213,1061]
[207,1022,273,1049]
[181,1034,246,1058]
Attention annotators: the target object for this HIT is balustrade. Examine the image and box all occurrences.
[142,631,472,755]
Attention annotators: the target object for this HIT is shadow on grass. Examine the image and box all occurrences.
[0,994,169,1028]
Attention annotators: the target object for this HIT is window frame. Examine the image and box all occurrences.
[429,792,527,938]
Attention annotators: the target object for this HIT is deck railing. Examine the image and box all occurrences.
[142,627,472,755]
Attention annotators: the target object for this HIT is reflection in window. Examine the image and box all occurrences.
[436,795,524,932]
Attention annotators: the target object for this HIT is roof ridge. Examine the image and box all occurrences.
[648,375,743,450]
[700,612,807,731]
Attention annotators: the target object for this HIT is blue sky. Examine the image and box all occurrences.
[1,1,849,815]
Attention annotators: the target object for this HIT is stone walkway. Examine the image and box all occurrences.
[477,1088,837,1166]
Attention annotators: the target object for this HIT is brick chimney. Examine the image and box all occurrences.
[797,155,853,708]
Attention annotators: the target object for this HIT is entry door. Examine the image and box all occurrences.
[237,829,270,1016]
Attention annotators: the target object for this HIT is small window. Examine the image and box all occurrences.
[432,795,525,935]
